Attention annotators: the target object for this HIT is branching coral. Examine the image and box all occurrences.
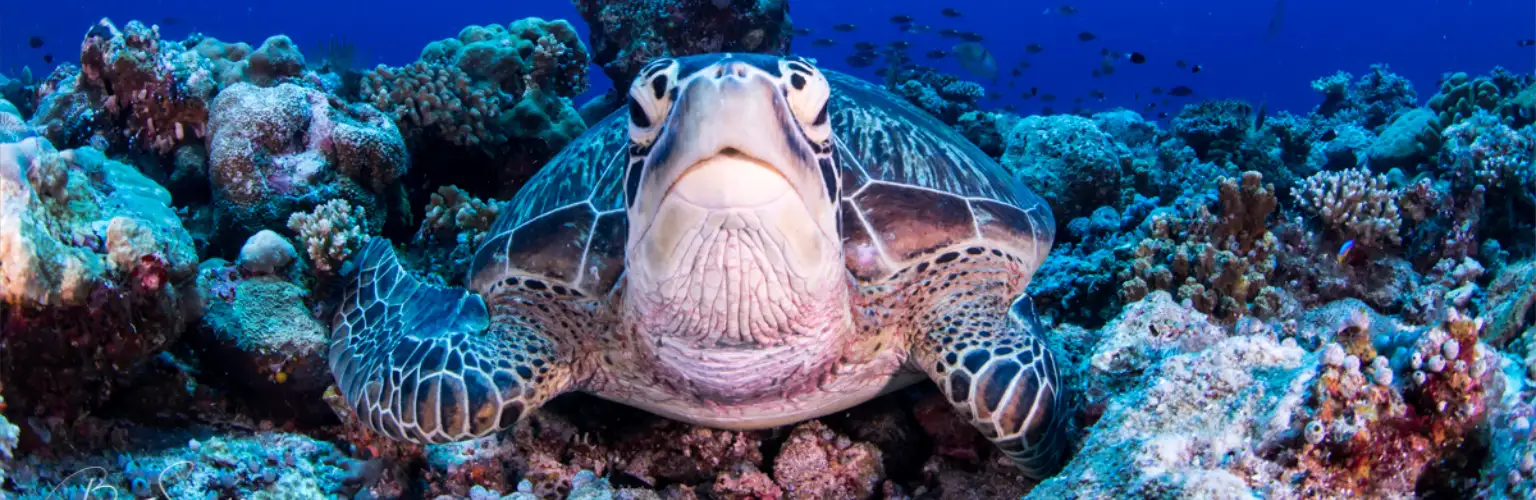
[416,185,503,274]
[1295,167,1403,249]
[286,199,368,274]
[1119,172,1281,321]
[360,62,504,147]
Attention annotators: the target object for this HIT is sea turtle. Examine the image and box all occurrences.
[330,53,1067,477]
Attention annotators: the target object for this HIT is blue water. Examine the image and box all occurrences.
[3,0,1532,115]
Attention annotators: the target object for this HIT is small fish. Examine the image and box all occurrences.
[987,91,1002,100]
[855,41,878,52]
[1100,60,1117,76]
[1010,68,1022,77]
[1135,93,1141,100]
[1145,102,1157,111]
[1040,93,1057,102]
[960,32,986,42]
[942,8,963,17]
[1077,31,1097,42]
[1255,101,1268,129]
[833,23,859,32]
[952,42,998,80]
[1157,111,1169,119]
[845,54,878,68]
[42,53,53,64]
[1520,39,1536,47]
[1057,5,1078,15]
[1003,105,1017,112]
[1042,106,1055,115]
[1017,60,1033,68]
[161,16,184,25]
[793,27,814,36]
[1129,52,1147,64]
[890,14,915,24]
[888,40,912,49]
[1025,43,1045,54]
[812,38,839,47]
[1191,64,1203,73]
[1100,48,1110,56]
[1091,69,1102,78]
[1089,89,1106,100]
[1175,59,1189,68]
[908,25,933,33]
[1266,0,1286,41]
[1151,86,1164,95]
[27,36,43,49]
[1320,129,1338,141]
[1167,86,1194,97]
[939,28,962,38]
[1336,240,1356,264]
[925,49,948,59]
[1030,87,1039,96]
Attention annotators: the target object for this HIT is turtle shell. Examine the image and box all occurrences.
[467,67,1054,295]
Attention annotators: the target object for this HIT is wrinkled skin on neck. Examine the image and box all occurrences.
[619,60,855,406]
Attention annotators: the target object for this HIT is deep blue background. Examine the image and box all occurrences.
[2,0,1533,116]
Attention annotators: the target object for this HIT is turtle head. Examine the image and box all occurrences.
[621,53,843,284]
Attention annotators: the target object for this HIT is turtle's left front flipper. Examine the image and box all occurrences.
[329,238,576,444]
[908,292,1070,479]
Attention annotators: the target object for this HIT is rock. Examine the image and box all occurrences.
[1001,115,1130,224]
[238,229,298,276]
[772,421,884,499]
[207,82,405,250]
[194,258,330,420]
[0,138,198,421]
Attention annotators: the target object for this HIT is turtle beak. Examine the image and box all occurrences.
[636,61,824,215]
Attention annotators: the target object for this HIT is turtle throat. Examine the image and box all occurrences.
[624,154,852,399]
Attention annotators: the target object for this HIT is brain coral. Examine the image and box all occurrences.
[0,137,197,418]
[207,82,405,249]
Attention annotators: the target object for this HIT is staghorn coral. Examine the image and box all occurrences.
[1119,172,1281,321]
[1294,167,1403,249]
[286,199,368,274]
[0,138,198,423]
[574,0,792,92]
[208,82,404,249]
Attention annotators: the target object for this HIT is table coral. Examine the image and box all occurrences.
[208,82,404,249]
[574,0,793,92]
[0,138,197,422]
[1120,172,1281,322]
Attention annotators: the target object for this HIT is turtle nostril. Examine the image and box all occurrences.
[715,67,726,79]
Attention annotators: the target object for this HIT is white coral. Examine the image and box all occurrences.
[286,199,366,273]
[1295,167,1403,248]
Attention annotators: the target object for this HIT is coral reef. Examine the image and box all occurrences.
[0,138,198,422]
[208,82,404,248]
[1294,166,1403,249]
[574,0,793,92]
[286,199,369,275]
[413,185,502,282]
[1001,114,1131,223]
[1119,172,1282,322]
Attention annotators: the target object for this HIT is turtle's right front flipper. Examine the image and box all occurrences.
[330,238,574,444]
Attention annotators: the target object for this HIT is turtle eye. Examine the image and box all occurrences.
[628,58,680,146]
[780,57,832,143]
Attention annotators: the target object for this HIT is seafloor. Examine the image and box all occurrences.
[0,1,1533,499]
